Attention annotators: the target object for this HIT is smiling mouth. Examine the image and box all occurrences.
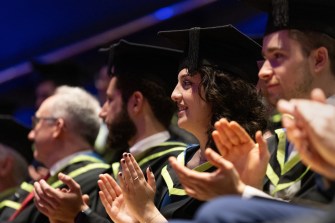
[177,104,187,112]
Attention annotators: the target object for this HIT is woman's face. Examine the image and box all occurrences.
[171,68,212,137]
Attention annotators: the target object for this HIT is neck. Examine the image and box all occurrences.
[193,131,209,153]
[186,143,208,169]
[128,118,166,147]
[312,71,335,98]
[47,137,92,168]
[186,131,208,168]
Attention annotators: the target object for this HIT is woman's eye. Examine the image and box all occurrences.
[183,80,191,87]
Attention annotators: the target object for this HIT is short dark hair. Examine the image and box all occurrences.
[115,74,175,129]
[288,29,335,76]
[197,66,267,150]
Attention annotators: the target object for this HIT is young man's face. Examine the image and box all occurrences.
[259,30,315,105]
[99,76,136,147]
[99,76,124,126]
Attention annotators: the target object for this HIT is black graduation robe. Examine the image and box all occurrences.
[154,144,216,220]
[264,128,334,206]
[76,139,187,223]
[0,153,110,223]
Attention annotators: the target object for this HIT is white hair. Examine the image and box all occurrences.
[49,85,101,146]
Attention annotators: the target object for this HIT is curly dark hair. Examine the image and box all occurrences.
[195,65,268,150]
[115,73,175,129]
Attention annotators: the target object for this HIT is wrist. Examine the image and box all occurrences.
[141,208,166,223]
[74,206,92,223]
[80,204,91,213]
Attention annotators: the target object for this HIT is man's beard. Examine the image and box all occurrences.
[107,104,137,151]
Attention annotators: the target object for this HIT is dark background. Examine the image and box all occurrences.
[0,0,266,126]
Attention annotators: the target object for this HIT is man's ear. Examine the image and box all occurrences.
[52,118,65,138]
[128,91,144,114]
[312,47,329,74]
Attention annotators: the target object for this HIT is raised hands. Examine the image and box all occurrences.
[169,148,246,201]
[98,173,138,223]
[117,153,166,223]
[168,118,269,201]
[99,153,167,223]
[277,88,335,180]
[212,118,269,189]
[33,172,89,223]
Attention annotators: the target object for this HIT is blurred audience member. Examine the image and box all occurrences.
[0,86,109,223]
[0,115,32,201]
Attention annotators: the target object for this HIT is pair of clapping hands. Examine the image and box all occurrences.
[34,88,335,223]
[32,119,270,223]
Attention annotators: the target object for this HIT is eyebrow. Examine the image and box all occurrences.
[263,47,279,54]
[262,46,283,58]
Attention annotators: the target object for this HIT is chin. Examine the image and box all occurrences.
[178,121,193,134]
[177,121,187,130]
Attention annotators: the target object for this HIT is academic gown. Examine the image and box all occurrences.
[264,129,334,206]
[154,145,216,220]
[76,139,187,223]
[0,153,110,223]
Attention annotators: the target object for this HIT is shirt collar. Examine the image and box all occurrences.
[129,131,170,158]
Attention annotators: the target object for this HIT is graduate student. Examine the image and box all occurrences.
[98,24,268,222]
[33,40,187,223]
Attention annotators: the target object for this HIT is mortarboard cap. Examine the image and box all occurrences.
[105,39,183,94]
[158,25,262,85]
[245,0,335,38]
[0,115,33,163]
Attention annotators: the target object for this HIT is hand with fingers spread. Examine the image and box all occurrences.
[98,173,138,223]
[212,118,269,189]
[277,88,335,180]
[169,148,246,201]
[118,153,167,223]
[34,172,89,222]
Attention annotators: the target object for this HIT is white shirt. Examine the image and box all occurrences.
[243,185,278,199]
[129,131,170,159]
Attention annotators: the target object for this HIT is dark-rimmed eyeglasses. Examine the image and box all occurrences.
[31,116,58,128]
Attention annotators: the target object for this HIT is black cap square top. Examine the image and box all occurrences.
[245,0,335,39]
[105,39,184,94]
[158,24,262,85]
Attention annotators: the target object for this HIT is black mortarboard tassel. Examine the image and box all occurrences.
[272,0,289,28]
[245,0,335,39]
[187,27,200,75]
